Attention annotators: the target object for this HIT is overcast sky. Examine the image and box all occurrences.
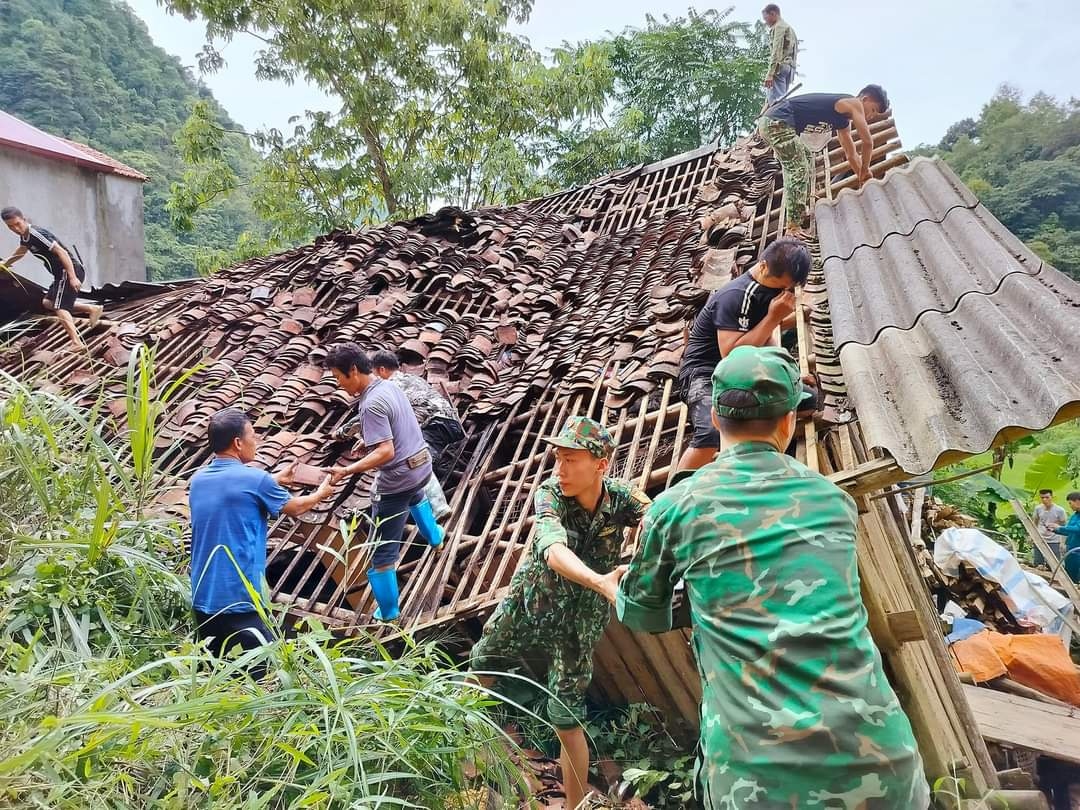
[129,0,1078,148]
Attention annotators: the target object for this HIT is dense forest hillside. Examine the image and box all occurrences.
[0,0,265,280]
[917,88,1080,281]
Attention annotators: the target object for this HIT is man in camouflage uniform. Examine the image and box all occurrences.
[471,416,650,810]
[618,346,930,809]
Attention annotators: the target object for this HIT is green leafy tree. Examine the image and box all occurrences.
[547,8,769,188]
[923,86,1080,280]
[0,0,270,280]
[164,0,610,229]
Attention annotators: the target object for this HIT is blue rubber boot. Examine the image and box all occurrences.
[367,567,400,622]
[410,498,444,548]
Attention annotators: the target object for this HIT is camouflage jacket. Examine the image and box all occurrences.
[618,442,930,809]
[389,371,458,427]
[503,477,649,636]
[767,17,798,78]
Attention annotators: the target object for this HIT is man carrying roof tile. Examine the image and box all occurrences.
[325,342,442,622]
[758,85,890,239]
[371,349,465,478]
[676,237,814,473]
[617,346,930,809]
[470,417,650,810]
[1,206,102,350]
[190,409,334,672]
[762,4,797,107]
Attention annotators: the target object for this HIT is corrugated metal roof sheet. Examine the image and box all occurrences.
[0,111,147,180]
[816,157,977,261]
[817,156,1080,475]
[825,202,1045,348]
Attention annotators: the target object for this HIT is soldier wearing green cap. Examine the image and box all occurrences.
[618,346,930,809]
[471,415,650,810]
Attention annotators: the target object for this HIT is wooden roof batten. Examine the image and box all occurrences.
[2,113,1057,797]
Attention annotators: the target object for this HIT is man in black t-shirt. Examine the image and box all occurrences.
[758,85,889,239]
[676,238,814,472]
[2,206,102,349]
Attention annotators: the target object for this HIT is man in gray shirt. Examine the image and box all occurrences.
[325,343,439,621]
[1033,488,1068,569]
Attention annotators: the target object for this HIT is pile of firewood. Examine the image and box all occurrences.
[924,496,977,533]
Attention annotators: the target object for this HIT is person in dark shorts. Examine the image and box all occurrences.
[325,343,439,622]
[1,206,102,349]
[189,409,334,674]
[676,238,816,472]
[758,86,889,238]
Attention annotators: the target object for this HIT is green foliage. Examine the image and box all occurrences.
[933,420,1080,557]
[1024,451,1073,496]
[165,0,609,229]
[585,704,699,809]
[923,86,1080,280]
[164,3,769,232]
[0,375,525,808]
[0,0,269,280]
[548,8,769,188]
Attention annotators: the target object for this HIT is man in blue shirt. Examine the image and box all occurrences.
[325,342,439,622]
[189,408,333,665]
[1052,491,1080,583]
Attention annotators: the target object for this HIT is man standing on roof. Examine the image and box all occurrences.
[1,206,102,349]
[758,85,890,239]
[371,349,465,478]
[190,409,334,672]
[470,417,650,810]
[762,4,798,107]
[618,346,930,809]
[325,343,442,622]
[676,237,815,473]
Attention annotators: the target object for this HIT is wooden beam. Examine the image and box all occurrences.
[962,684,1080,765]
[827,455,907,496]
[886,610,925,644]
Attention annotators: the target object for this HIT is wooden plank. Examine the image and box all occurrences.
[962,684,1080,764]
[827,455,907,496]
[794,285,819,473]
[886,610,925,644]
[910,488,926,547]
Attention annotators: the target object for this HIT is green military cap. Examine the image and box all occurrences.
[545,415,615,459]
[712,345,812,419]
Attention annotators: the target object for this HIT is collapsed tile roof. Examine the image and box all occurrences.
[0,127,798,632]
[815,157,1080,475]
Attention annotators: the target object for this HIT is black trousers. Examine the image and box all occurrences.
[194,610,271,676]
[422,417,465,475]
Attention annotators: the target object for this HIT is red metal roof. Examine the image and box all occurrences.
[0,111,148,182]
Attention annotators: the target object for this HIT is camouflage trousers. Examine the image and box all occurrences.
[470,595,608,729]
[757,116,812,228]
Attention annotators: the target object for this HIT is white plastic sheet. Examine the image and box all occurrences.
[934,527,1073,644]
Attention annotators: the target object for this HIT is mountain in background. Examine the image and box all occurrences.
[914,87,1080,282]
[0,0,264,280]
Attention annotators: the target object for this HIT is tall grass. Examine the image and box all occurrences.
[0,363,525,809]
